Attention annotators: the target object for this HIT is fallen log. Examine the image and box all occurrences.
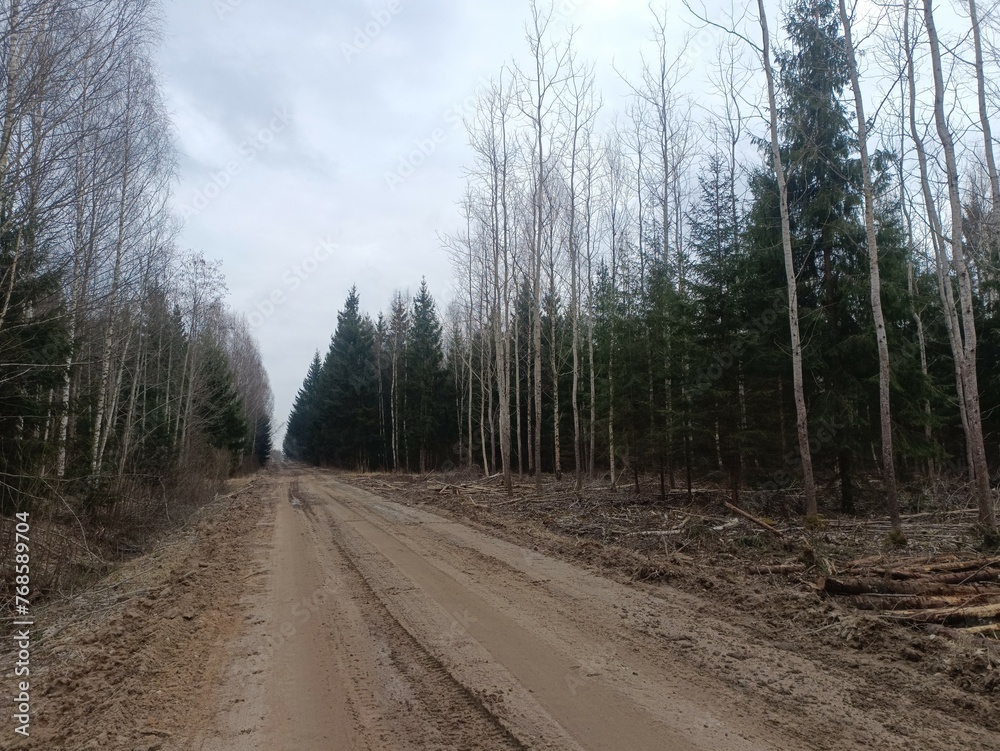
[723,501,783,538]
[844,553,941,570]
[817,575,987,597]
[855,566,928,580]
[924,568,1000,586]
[844,554,889,569]
[853,564,1000,582]
[905,556,1000,575]
[884,601,1000,624]
[960,623,1000,637]
[839,593,1000,612]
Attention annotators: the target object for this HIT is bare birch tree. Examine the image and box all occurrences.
[838,0,902,536]
[756,0,818,517]
[923,0,996,533]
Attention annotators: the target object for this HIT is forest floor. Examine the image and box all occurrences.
[1,464,997,750]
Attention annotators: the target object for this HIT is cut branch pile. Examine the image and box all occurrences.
[817,554,1000,635]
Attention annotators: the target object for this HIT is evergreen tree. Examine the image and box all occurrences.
[374,313,391,469]
[744,0,913,510]
[781,0,866,510]
[253,415,273,467]
[689,151,747,496]
[284,351,322,462]
[403,280,452,472]
[317,287,380,468]
[197,342,250,458]
[388,292,411,470]
[0,224,68,512]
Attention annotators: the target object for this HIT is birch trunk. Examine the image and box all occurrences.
[493,103,513,493]
[969,0,1000,214]
[514,303,523,476]
[757,0,817,517]
[586,230,596,481]
[533,255,543,487]
[838,0,901,534]
[549,260,561,481]
[92,133,131,477]
[391,344,399,470]
[898,101,934,474]
[924,0,996,532]
[480,329,489,474]
[904,0,969,480]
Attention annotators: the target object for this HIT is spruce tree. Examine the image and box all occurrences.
[689,151,747,497]
[197,342,250,457]
[403,280,452,472]
[317,287,379,469]
[284,351,322,462]
[0,226,68,512]
[253,415,273,467]
[745,0,911,510]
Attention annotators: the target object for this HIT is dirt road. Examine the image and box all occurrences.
[12,465,998,750]
[195,466,806,751]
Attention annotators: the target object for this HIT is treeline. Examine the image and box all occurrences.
[0,0,272,523]
[284,283,453,472]
[435,0,998,535]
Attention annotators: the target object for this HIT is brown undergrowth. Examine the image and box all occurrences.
[0,448,240,614]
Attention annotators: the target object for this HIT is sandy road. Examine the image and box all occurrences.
[194,466,813,751]
[8,465,995,750]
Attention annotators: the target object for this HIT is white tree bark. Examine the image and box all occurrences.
[924,0,996,532]
[838,0,901,534]
[757,0,817,517]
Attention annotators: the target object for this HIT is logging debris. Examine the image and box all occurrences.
[816,555,1000,635]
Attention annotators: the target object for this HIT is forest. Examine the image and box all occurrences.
[3,0,1000,744]
[286,0,1000,542]
[0,0,272,587]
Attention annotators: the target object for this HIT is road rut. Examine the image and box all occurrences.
[198,467,808,750]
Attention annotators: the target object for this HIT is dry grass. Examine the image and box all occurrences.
[0,447,239,613]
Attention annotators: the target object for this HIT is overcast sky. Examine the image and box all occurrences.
[155,0,730,441]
